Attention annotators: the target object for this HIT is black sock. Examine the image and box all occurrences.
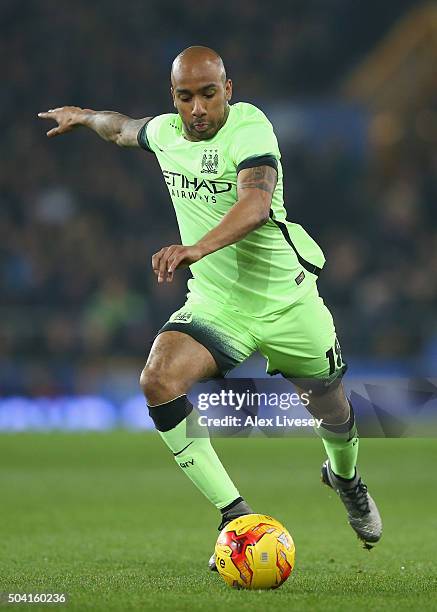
[147,395,193,432]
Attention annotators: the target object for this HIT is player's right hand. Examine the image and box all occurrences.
[37,106,85,138]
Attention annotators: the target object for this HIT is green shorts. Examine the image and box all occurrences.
[158,283,347,386]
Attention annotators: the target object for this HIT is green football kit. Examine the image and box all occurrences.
[138,102,346,382]
[141,102,364,517]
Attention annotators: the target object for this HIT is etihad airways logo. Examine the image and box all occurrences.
[163,170,232,193]
[162,169,233,204]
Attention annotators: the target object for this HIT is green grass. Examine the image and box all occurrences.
[0,433,436,611]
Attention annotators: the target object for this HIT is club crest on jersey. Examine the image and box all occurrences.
[201,149,219,175]
[171,311,193,324]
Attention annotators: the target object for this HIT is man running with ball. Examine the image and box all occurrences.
[39,46,382,568]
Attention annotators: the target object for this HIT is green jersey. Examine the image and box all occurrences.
[138,102,325,316]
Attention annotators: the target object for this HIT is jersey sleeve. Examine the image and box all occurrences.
[230,110,280,174]
[137,119,154,152]
[137,114,178,154]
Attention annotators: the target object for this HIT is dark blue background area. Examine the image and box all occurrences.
[2,0,435,396]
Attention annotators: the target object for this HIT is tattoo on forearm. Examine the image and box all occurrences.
[238,166,277,194]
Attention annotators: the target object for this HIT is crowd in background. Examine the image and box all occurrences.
[2,0,435,395]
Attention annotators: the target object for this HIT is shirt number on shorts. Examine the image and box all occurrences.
[325,338,343,376]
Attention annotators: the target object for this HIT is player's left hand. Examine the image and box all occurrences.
[152,244,204,283]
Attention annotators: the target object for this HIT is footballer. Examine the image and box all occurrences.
[38,46,382,568]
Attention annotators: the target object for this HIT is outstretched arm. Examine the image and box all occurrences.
[152,165,277,283]
[38,106,151,147]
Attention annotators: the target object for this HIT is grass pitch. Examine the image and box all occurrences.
[0,433,436,611]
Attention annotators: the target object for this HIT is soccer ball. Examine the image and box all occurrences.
[214,513,295,590]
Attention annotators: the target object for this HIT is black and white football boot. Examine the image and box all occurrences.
[321,459,382,549]
[208,499,253,571]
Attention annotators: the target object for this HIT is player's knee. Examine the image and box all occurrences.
[140,365,167,402]
[139,364,185,405]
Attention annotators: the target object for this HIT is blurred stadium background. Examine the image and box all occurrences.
[2,3,437,610]
[1,0,436,425]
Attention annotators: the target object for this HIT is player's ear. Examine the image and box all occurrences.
[225,79,232,102]
[170,86,176,108]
